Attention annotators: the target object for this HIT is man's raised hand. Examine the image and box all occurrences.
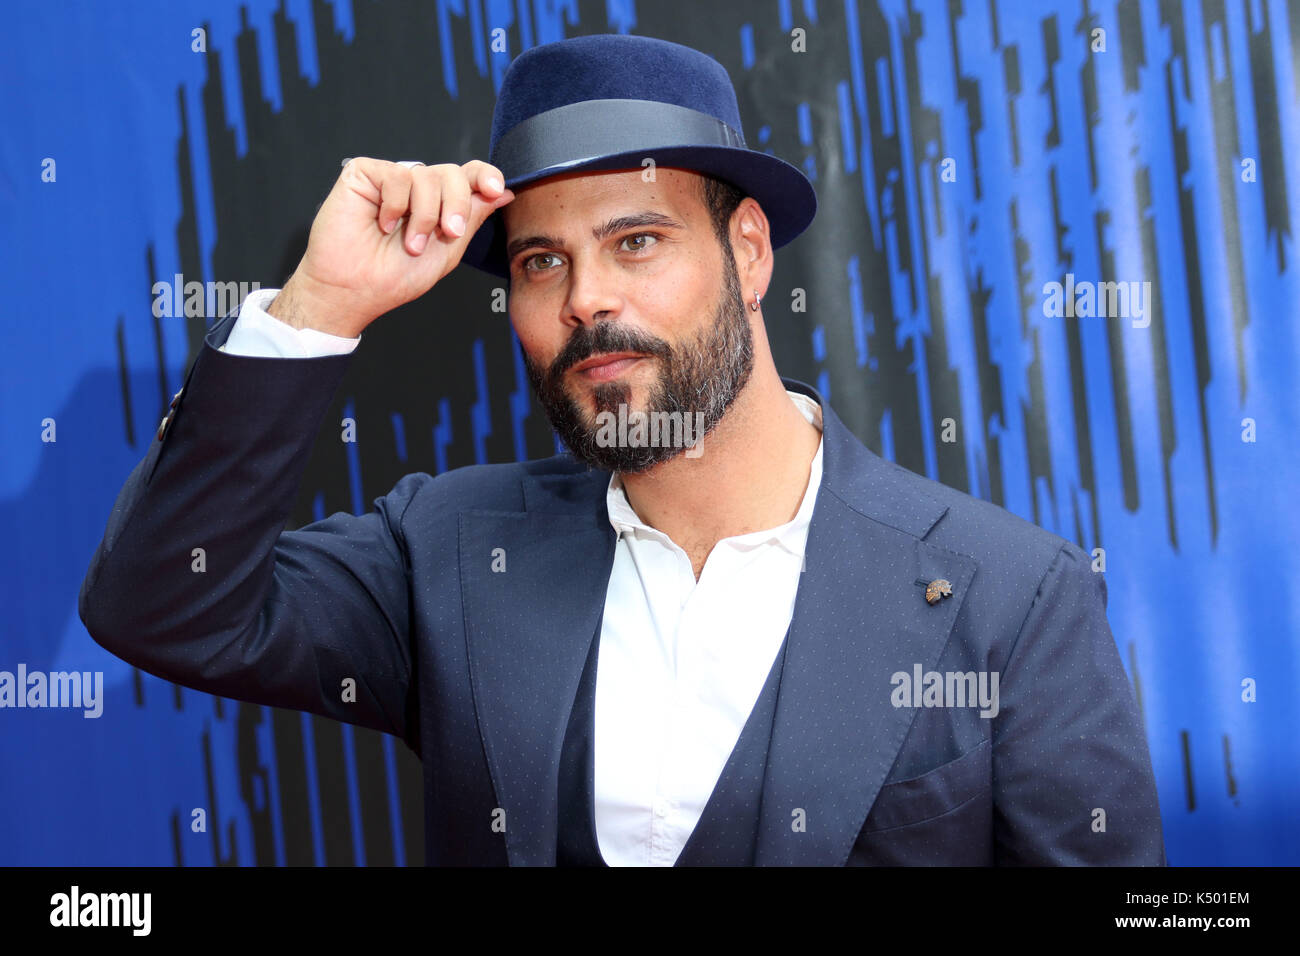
[268,158,515,337]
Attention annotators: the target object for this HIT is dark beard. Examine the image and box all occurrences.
[521,249,754,473]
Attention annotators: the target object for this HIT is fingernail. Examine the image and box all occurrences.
[448,214,466,237]
[486,177,504,192]
[410,233,428,253]
[383,218,398,234]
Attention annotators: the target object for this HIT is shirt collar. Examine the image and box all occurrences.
[606,390,825,557]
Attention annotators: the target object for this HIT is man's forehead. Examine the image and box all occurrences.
[502,166,705,231]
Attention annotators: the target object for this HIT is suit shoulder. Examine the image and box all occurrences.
[381,452,597,512]
[876,457,1083,579]
[870,461,1104,649]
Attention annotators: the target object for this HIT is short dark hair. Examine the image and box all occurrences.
[698,173,747,252]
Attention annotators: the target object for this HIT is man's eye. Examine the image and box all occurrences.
[620,233,659,252]
[524,252,560,272]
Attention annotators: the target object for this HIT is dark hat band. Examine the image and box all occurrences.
[491,98,747,182]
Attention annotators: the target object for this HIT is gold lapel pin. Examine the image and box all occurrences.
[925,579,953,606]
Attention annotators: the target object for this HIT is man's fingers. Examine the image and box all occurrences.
[437,167,471,241]
[466,187,515,235]
[377,167,413,235]
[339,158,510,256]
[462,160,506,198]
[405,167,446,255]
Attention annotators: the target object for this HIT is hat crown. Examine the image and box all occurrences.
[462,34,816,278]
[490,34,744,153]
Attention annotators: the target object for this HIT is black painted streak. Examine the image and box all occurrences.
[114,318,135,449]
[310,716,355,866]
[271,707,313,865]
[353,729,396,867]
[171,810,183,868]
[1134,167,1179,550]
[1245,0,1291,273]
[145,244,169,414]
[1118,0,1146,92]
[1201,0,1252,403]
[237,703,276,866]
[1223,733,1238,799]
[202,724,237,865]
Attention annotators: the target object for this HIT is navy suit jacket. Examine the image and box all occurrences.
[80,307,1166,865]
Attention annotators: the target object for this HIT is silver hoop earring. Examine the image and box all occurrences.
[750,290,761,312]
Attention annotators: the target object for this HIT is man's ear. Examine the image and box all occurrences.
[732,198,773,292]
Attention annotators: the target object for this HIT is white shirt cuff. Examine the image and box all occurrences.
[219,287,362,357]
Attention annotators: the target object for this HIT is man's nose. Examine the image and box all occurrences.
[563,253,623,326]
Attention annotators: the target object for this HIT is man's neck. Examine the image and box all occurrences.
[617,367,823,576]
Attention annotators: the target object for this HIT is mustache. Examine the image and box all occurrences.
[549,323,673,378]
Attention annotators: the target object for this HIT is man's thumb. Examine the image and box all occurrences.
[466,188,515,237]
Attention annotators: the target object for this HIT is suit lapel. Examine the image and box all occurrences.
[459,466,615,866]
[754,383,977,865]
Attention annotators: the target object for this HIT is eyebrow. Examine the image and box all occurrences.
[506,210,686,263]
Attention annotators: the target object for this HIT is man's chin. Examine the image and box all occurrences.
[566,439,689,475]
[572,376,640,416]
[550,400,709,473]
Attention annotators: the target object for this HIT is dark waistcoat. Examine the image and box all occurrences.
[557,622,791,866]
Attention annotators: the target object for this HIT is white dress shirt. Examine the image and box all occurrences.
[222,288,825,865]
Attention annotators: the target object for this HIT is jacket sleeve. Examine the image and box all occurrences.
[991,542,1167,865]
[78,306,421,746]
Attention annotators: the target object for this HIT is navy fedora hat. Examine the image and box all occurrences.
[460,33,817,278]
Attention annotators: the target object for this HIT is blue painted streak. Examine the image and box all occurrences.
[836,80,857,174]
[434,398,454,474]
[797,101,813,145]
[438,0,466,99]
[846,255,872,368]
[391,411,408,462]
[382,736,406,866]
[533,0,579,46]
[298,711,327,867]
[470,0,487,77]
[510,327,533,462]
[344,397,364,514]
[605,0,637,34]
[486,0,517,91]
[471,339,492,464]
[340,723,366,866]
[516,0,534,50]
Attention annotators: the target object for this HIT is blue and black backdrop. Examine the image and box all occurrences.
[2,0,1296,865]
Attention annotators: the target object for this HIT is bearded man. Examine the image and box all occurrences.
[80,33,1165,866]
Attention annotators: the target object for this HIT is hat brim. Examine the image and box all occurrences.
[459,145,817,279]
